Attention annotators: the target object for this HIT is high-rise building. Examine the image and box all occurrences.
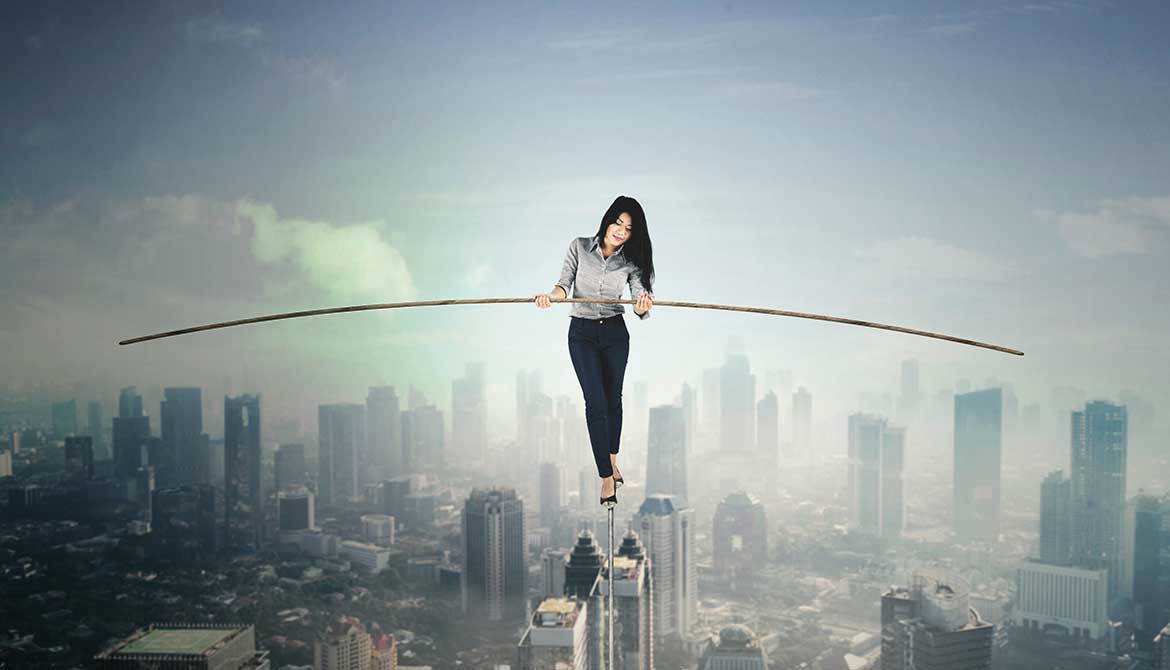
[151,484,220,558]
[847,414,904,540]
[679,382,697,461]
[540,462,563,529]
[1039,470,1072,564]
[564,527,609,668]
[278,488,315,532]
[160,387,206,487]
[95,623,268,670]
[703,368,720,451]
[452,361,487,464]
[881,570,994,670]
[87,400,107,460]
[635,494,696,640]
[315,615,397,670]
[113,412,150,482]
[377,476,411,520]
[953,388,1002,542]
[1012,560,1108,641]
[713,491,767,579]
[463,487,527,622]
[516,597,590,670]
[613,527,655,670]
[792,387,812,462]
[64,435,94,480]
[897,358,921,423]
[402,403,444,472]
[1069,400,1127,599]
[541,547,569,598]
[1122,494,1169,645]
[319,403,364,505]
[1155,622,1170,670]
[224,393,261,551]
[119,386,144,418]
[366,385,403,475]
[699,624,768,670]
[51,398,77,437]
[645,405,688,501]
[756,390,778,467]
[720,354,755,452]
[274,443,306,493]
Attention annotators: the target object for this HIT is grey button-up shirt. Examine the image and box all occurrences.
[556,235,652,320]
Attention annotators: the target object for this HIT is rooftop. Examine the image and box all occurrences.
[116,627,240,656]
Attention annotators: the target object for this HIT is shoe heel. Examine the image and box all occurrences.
[614,476,624,490]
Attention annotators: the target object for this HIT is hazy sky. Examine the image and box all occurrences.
[2,0,1168,438]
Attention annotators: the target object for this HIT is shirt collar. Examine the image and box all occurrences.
[590,235,624,258]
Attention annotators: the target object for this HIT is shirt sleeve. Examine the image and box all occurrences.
[555,238,579,298]
[628,265,651,320]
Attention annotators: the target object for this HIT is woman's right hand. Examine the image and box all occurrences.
[534,293,553,308]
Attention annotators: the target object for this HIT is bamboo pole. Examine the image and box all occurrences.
[117,297,1023,356]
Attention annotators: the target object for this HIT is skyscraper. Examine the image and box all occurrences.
[87,400,106,460]
[847,414,904,540]
[160,387,206,487]
[792,387,812,462]
[319,403,364,505]
[645,404,687,502]
[463,487,527,622]
[635,494,696,640]
[897,358,920,423]
[51,398,77,437]
[1039,470,1071,564]
[224,393,261,551]
[756,390,778,466]
[64,436,94,480]
[713,491,767,579]
[1069,400,1127,599]
[720,354,755,452]
[953,388,1002,542]
[539,461,563,529]
[452,362,487,465]
[366,386,402,474]
[1122,494,1169,645]
[274,443,306,493]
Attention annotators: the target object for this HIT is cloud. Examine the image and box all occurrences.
[186,11,263,45]
[923,21,979,37]
[1040,195,1170,258]
[464,264,493,291]
[713,80,829,101]
[852,236,1018,282]
[237,201,416,304]
[545,19,800,54]
[259,51,346,95]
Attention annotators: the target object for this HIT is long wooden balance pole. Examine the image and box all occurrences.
[117,297,1023,356]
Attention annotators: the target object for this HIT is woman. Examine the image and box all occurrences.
[534,195,655,508]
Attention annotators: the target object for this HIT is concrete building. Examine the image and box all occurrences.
[95,623,268,670]
[516,597,589,670]
[1012,560,1108,641]
[635,494,696,641]
[340,540,391,574]
[881,570,994,670]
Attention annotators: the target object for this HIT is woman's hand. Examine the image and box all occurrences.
[635,292,653,316]
[534,293,554,309]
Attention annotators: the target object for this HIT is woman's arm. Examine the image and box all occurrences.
[554,238,579,299]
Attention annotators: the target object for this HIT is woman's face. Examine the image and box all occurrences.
[605,213,633,249]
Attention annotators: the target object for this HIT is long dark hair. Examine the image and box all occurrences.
[594,195,654,294]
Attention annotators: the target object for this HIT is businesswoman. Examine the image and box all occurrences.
[534,195,655,508]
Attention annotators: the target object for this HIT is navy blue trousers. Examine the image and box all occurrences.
[567,315,629,479]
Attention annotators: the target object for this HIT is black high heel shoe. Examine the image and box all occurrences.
[600,491,618,508]
[614,474,624,490]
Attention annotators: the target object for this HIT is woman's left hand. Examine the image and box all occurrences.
[635,292,653,316]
